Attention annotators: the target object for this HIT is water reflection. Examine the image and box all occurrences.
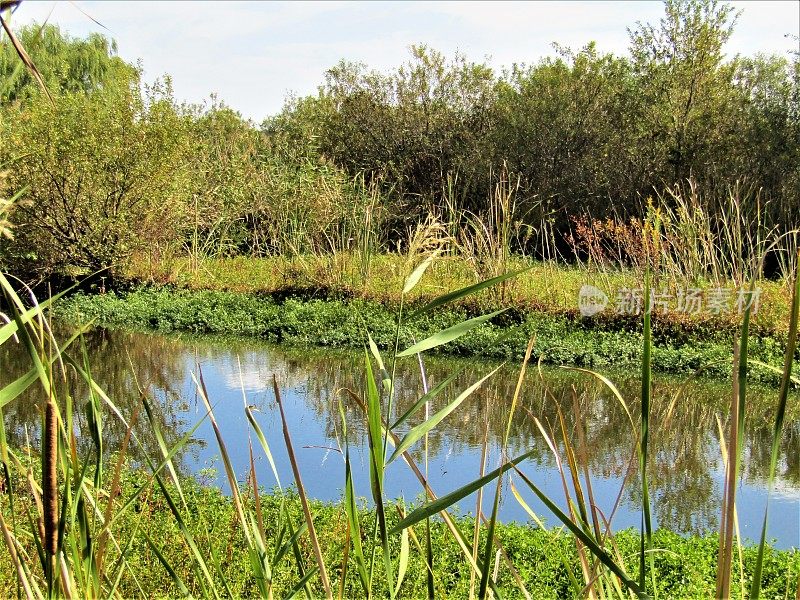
[1,327,798,548]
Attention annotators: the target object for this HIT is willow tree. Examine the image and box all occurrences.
[0,22,133,104]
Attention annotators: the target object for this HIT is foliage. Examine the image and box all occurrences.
[3,3,799,280]
[1,477,797,599]
[54,286,800,382]
[0,23,133,104]
[0,73,192,278]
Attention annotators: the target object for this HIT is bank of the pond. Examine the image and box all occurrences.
[56,287,797,382]
[1,471,796,599]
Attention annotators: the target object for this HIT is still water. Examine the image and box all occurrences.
[3,328,799,548]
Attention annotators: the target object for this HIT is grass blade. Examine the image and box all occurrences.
[339,401,369,596]
[411,268,530,318]
[397,310,506,357]
[391,448,537,533]
[272,375,333,599]
[390,369,461,430]
[639,272,653,593]
[388,366,501,463]
[512,466,645,598]
[394,526,410,597]
[478,481,501,600]
[751,258,800,599]
[246,405,282,490]
[364,351,394,599]
[403,252,439,295]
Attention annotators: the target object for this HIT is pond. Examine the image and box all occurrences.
[2,327,798,548]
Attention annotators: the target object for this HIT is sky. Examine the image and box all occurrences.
[7,1,800,122]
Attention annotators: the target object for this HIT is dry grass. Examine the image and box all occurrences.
[125,253,795,337]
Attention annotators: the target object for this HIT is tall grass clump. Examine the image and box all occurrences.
[568,178,800,287]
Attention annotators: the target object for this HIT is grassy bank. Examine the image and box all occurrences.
[57,282,798,382]
[128,254,795,337]
[1,466,797,599]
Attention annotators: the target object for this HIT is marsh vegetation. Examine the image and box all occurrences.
[1,0,799,598]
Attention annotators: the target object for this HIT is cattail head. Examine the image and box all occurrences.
[42,399,58,558]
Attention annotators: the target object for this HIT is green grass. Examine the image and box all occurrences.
[126,253,796,338]
[1,467,797,599]
[56,285,799,382]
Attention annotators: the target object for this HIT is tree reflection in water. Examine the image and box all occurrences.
[1,327,797,539]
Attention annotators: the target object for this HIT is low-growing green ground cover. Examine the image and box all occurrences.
[1,467,797,599]
[57,284,798,382]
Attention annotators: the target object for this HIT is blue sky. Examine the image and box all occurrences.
[8,1,800,122]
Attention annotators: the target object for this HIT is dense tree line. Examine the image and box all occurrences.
[1,0,798,280]
[277,0,798,240]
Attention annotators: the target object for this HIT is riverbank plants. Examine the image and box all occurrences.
[2,7,799,599]
[3,1,800,286]
[1,242,799,597]
[54,284,800,384]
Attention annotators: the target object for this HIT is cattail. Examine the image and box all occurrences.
[42,398,58,558]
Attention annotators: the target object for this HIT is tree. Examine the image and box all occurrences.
[294,46,497,228]
[183,99,263,258]
[0,75,192,279]
[628,0,740,185]
[0,22,133,104]
[490,44,637,220]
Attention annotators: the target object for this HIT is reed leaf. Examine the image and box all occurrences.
[139,397,220,599]
[246,405,282,490]
[563,367,636,437]
[0,283,69,347]
[388,366,501,464]
[285,567,321,600]
[411,268,530,318]
[403,252,439,295]
[0,510,37,600]
[397,310,505,357]
[0,327,84,409]
[512,466,645,598]
[639,272,653,593]
[390,369,461,430]
[391,448,537,533]
[750,257,800,599]
[367,333,392,393]
[364,350,395,599]
[272,375,333,599]
[478,482,501,600]
[339,401,369,596]
[143,531,191,597]
[394,526,410,597]
[716,297,751,599]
